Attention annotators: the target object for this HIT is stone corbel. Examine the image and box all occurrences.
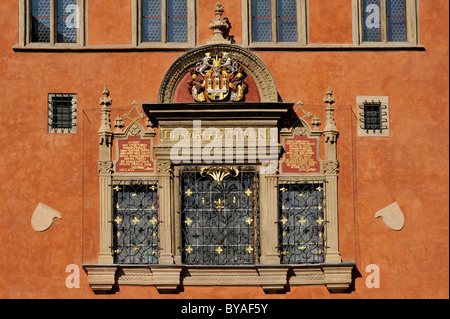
[84,266,118,294]
[323,264,354,293]
[257,267,289,293]
[152,267,183,293]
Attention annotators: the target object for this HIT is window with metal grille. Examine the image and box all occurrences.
[141,0,188,43]
[359,101,388,133]
[112,180,159,264]
[180,166,259,265]
[48,93,77,133]
[30,0,79,44]
[278,181,325,264]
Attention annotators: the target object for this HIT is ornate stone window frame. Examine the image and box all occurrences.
[356,96,390,137]
[84,46,354,294]
[131,0,197,49]
[351,0,420,46]
[241,0,308,48]
[18,0,87,48]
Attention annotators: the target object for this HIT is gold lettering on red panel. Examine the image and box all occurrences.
[282,135,320,173]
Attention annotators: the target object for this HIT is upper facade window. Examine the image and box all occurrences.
[19,0,86,47]
[242,0,308,47]
[353,0,419,45]
[133,0,196,48]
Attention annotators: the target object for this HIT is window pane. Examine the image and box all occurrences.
[112,181,159,264]
[278,0,297,42]
[362,0,381,42]
[142,0,161,42]
[57,0,77,43]
[49,94,76,132]
[387,0,407,41]
[180,168,259,265]
[278,183,325,264]
[363,102,382,130]
[31,0,51,43]
[167,0,187,42]
[252,0,272,42]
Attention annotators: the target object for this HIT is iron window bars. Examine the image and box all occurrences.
[180,166,260,265]
[278,179,326,264]
[359,100,388,133]
[48,93,77,133]
[111,179,159,264]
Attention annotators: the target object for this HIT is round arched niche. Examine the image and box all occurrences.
[158,44,278,103]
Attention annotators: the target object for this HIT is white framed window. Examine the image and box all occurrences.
[132,0,196,48]
[48,93,77,133]
[352,0,419,46]
[242,0,308,47]
[19,0,86,47]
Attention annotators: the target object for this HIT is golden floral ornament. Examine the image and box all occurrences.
[185,245,194,254]
[215,246,224,255]
[200,166,239,184]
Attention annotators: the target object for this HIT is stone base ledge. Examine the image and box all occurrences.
[83,262,355,294]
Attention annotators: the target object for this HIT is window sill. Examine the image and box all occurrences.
[12,44,196,52]
[246,43,425,51]
[83,262,356,294]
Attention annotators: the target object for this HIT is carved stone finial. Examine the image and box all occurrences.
[207,2,231,44]
[324,87,335,105]
[100,85,112,107]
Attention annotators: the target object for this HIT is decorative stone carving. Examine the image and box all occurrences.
[31,203,62,232]
[98,160,114,175]
[324,160,339,175]
[207,2,231,44]
[159,44,278,103]
[158,160,172,174]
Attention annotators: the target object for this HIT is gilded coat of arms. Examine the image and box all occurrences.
[188,52,248,102]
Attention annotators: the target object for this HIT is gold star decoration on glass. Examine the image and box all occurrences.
[185,245,193,254]
[149,251,157,256]
[149,185,157,191]
[185,189,192,197]
[280,187,287,192]
[132,246,140,252]
[149,216,158,225]
[298,193,305,198]
[316,186,323,192]
[114,216,122,224]
[215,246,224,255]
[132,193,139,198]
[244,188,253,197]
[131,216,140,225]
[298,217,306,225]
[298,246,307,251]
[245,245,254,254]
[113,186,121,192]
[316,217,324,225]
[184,217,193,226]
[280,216,288,225]
[245,217,253,225]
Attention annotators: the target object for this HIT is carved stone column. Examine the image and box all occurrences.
[98,86,114,264]
[158,160,176,264]
[322,88,342,263]
[259,173,280,265]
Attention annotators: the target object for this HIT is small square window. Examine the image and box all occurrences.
[356,96,389,137]
[48,94,77,133]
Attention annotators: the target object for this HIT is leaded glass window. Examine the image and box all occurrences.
[56,0,77,43]
[142,0,162,42]
[387,0,407,42]
[180,167,259,265]
[29,0,80,44]
[252,0,272,42]
[278,181,325,264]
[167,0,187,42]
[141,0,188,43]
[277,0,298,42]
[112,180,159,264]
[361,0,408,43]
[48,94,77,133]
[31,0,51,43]
[250,0,303,44]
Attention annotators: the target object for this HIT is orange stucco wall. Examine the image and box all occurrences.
[0,0,448,299]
